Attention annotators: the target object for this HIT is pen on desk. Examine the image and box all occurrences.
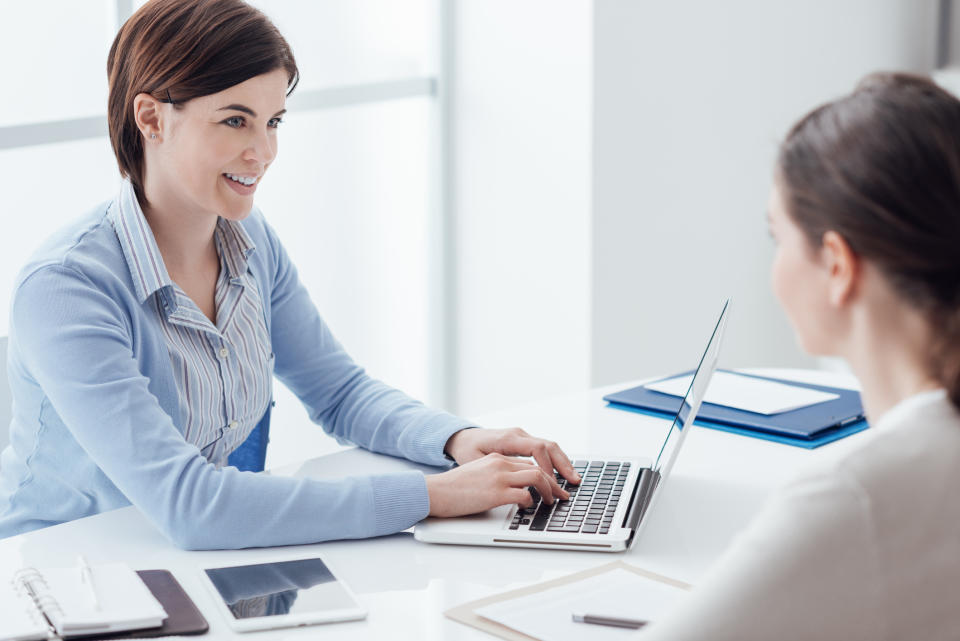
[77,554,101,611]
[572,612,647,629]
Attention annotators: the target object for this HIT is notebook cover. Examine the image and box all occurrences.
[603,369,865,439]
[67,570,208,639]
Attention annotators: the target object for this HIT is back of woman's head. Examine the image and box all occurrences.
[107,0,298,204]
[777,72,960,409]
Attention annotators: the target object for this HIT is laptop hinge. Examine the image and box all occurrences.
[622,468,661,533]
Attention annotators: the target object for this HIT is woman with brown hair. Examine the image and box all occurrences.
[642,73,960,639]
[0,0,578,549]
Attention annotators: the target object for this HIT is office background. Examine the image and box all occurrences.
[0,0,956,469]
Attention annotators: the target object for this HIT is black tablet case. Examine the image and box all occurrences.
[68,569,208,639]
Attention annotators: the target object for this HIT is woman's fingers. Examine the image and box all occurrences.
[509,487,535,507]
[426,451,580,519]
[546,441,581,484]
[527,444,573,499]
[508,468,556,505]
[492,452,570,502]
[501,433,581,487]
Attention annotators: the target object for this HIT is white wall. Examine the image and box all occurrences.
[591,0,940,386]
[452,1,593,417]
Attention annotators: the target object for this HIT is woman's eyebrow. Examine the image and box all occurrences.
[217,104,287,118]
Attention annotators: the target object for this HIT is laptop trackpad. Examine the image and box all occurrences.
[417,503,513,534]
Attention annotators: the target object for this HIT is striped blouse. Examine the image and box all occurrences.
[110,180,271,467]
[1,179,473,548]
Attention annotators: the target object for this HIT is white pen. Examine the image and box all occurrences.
[572,612,647,629]
[77,554,101,611]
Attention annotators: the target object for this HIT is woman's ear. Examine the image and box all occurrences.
[820,230,860,307]
[133,93,163,141]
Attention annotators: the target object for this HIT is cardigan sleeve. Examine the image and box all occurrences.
[261,218,473,467]
[11,264,436,550]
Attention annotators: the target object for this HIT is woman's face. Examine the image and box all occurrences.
[768,182,841,355]
[150,68,288,220]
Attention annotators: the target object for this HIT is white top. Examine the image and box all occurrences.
[641,389,960,641]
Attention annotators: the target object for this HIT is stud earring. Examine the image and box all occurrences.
[150,133,157,139]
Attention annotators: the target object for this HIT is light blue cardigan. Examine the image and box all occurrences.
[0,196,470,549]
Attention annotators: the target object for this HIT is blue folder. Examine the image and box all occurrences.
[603,370,869,449]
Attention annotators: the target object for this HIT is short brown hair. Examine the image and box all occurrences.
[777,72,960,409]
[107,0,299,205]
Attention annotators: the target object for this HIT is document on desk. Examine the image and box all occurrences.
[448,562,690,641]
[475,569,684,640]
[645,370,839,415]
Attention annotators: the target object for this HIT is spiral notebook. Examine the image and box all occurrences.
[1,563,167,641]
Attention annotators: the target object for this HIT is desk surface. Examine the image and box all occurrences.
[0,369,865,640]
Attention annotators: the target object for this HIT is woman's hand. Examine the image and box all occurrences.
[444,427,581,484]
[425,453,568,518]
[424,427,582,518]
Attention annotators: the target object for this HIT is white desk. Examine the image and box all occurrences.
[0,369,865,640]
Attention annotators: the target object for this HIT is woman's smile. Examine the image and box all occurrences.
[222,172,259,195]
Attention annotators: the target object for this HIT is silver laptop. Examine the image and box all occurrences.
[415,300,729,552]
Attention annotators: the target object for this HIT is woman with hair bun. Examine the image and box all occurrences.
[0,0,579,549]
[642,73,960,640]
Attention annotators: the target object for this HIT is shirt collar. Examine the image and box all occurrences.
[109,179,257,303]
[872,387,949,433]
[214,215,256,281]
[109,179,173,303]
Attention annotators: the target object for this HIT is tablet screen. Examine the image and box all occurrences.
[204,557,360,620]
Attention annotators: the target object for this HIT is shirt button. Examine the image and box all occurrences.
[228,420,239,430]
[218,347,229,358]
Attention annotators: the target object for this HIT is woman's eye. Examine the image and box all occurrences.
[224,116,244,128]
[268,117,283,128]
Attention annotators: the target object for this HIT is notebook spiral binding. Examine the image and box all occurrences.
[10,576,47,629]
[11,567,64,640]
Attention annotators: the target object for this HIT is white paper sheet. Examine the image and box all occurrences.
[474,568,686,641]
[645,371,839,415]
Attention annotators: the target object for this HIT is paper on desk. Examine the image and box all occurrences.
[474,568,685,641]
[645,371,839,415]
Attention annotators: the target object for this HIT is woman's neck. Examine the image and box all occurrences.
[140,178,219,275]
[842,296,942,424]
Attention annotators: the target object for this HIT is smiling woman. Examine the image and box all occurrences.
[134,72,290,217]
[0,0,580,549]
[106,0,298,209]
[135,70,291,323]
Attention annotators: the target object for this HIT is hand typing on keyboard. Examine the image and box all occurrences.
[425,427,581,518]
[509,461,628,534]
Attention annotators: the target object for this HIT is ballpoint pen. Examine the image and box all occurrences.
[77,554,101,611]
[572,612,647,629]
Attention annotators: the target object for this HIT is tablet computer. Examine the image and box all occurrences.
[199,555,367,633]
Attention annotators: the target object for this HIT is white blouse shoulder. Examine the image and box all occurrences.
[641,390,960,641]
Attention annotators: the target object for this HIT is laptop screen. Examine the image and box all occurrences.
[651,300,729,477]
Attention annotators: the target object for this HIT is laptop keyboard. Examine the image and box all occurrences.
[507,460,630,535]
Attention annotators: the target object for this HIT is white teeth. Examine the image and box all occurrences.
[225,173,257,186]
